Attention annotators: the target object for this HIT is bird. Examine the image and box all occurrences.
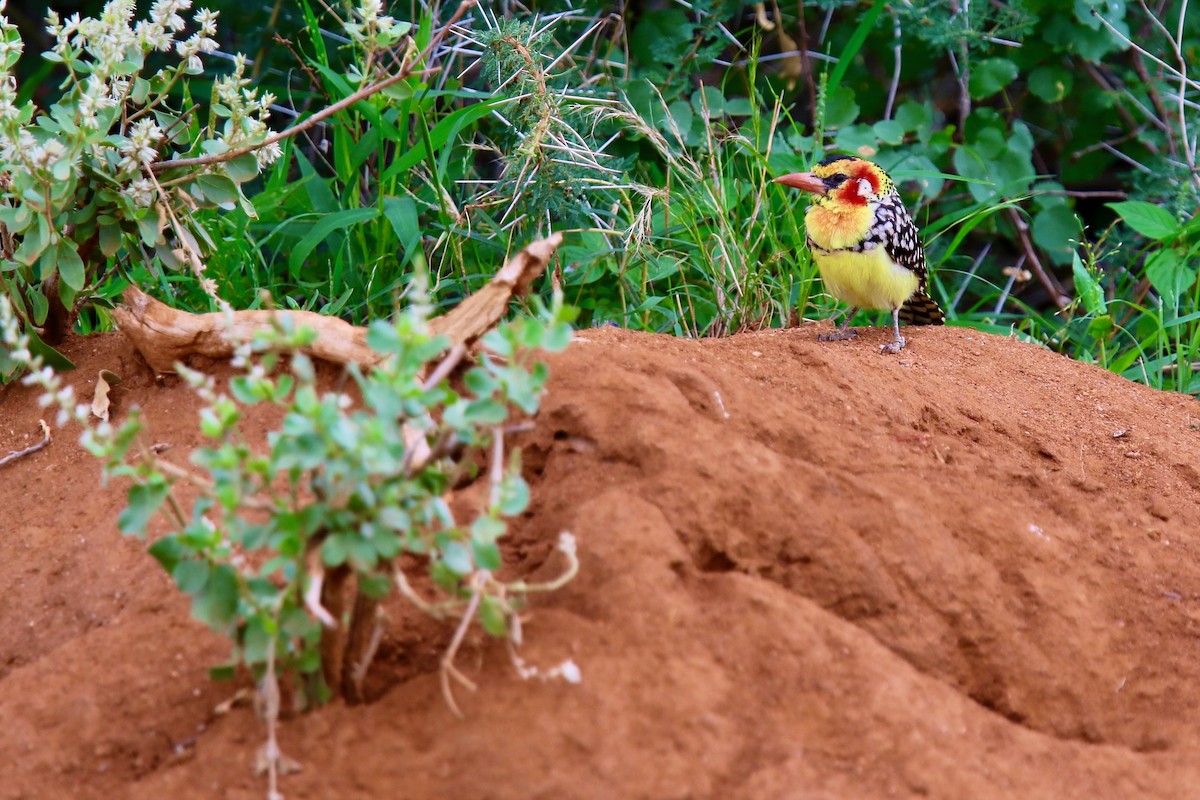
[774,155,945,354]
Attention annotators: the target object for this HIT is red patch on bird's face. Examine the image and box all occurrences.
[832,178,869,206]
[831,161,881,206]
[851,161,882,193]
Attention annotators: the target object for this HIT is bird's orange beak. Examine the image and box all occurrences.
[773,172,827,194]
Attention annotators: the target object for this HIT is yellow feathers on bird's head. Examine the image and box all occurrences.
[773,155,895,207]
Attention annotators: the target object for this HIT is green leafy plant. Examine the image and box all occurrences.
[2,282,579,794]
[0,0,283,354]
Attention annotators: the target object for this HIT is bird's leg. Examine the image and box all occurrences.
[879,307,907,354]
[818,307,859,342]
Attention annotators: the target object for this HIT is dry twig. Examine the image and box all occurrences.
[0,420,51,468]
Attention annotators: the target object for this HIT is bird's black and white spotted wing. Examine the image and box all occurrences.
[874,192,945,326]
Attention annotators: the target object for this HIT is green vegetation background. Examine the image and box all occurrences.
[6,0,1200,394]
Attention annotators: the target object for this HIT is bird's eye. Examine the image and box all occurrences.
[823,173,848,190]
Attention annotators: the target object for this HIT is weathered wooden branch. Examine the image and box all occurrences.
[112,233,562,372]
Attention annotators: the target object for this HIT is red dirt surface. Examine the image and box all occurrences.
[4,322,1200,799]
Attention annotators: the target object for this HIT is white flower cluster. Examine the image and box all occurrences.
[0,296,89,429]
[175,7,219,74]
[0,74,18,123]
[45,0,218,79]
[343,0,409,49]
[0,128,32,164]
[124,178,155,208]
[30,139,68,172]
[47,1,136,80]
[213,55,282,167]
[118,118,164,174]
[0,2,21,123]
[0,1,22,67]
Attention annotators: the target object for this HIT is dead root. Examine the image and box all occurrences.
[112,233,563,373]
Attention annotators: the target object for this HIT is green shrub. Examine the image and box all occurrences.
[0,0,282,359]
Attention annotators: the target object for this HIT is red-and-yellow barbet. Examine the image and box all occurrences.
[775,155,945,354]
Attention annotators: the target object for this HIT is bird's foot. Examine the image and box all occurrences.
[819,327,859,342]
[879,335,906,355]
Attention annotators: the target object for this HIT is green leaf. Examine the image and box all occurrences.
[478,595,507,637]
[430,559,459,591]
[148,534,186,572]
[288,207,379,276]
[380,98,503,184]
[229,376,261,404]
[472,539,502,572]
[119,480,170,536]
[57,277,77,319]
[272,431,326,471]
[25,328,74,371]
[55,239,85,291]
[464,367,497,396]
[365,319,404,355]
[382,195,424,271]
[497,475,530,516]
[664,99,693,142]
[893,101,932,137]
[873,119,905,145]
[440,540,473,577]
[1107,201,1179,241]
[543,323,572,353]
[192,174,240,209]
[172,559,210,594]
[630,9,694,67]
[1145,248,1195,307]
[969,58,1018,99]
[15,220,49,267]
[0,202,31,231]
[135,208,164,246]
[191,564,239,629]
[823,86,859,128]
[471,515,505,544]
[209,664,237,682]
[1031,205,1082,266]
[691,86,725,119]
[241,618,272,665]
[462,397,508,425]
[1028,65,1074,103]
[226,152,260,183]
[1087,315,1114,340]
[98,222,123,257]
[724,97,753,116]
[322,533,349,567]
[281,607,319,640]
[28,289,48,326]
[1072,252,1107,316]
[299,0,327,66]
[376,506,410,532]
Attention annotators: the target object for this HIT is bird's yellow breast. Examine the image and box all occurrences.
[805,202,874,250]
[811,247,919,311]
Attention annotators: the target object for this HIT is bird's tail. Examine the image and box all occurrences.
[898,291,945,326]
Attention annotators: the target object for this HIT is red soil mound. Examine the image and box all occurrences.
[3,323,1200,799]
